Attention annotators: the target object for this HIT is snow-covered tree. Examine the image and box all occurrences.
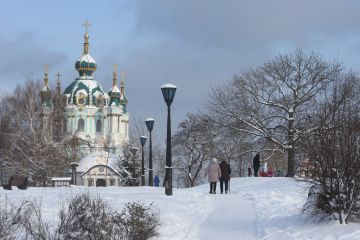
[117,143,142,186]
[208,49,342,176]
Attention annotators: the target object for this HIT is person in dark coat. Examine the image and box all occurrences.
[247,163,252,177]
[154,175,160,187]
[219,160,231,194]
[253,153,260,177]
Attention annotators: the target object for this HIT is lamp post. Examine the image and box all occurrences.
[145,118,155,186]
[140,136,148,186]
[69,162,79,185]
[129,146,139,186]
[161,83,177,196]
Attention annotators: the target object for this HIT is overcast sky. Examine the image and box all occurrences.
[0,0,360,142]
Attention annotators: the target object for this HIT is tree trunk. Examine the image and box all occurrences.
[288,147,295,177]
[288,111,295,177]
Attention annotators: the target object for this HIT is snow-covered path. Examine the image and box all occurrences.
[197,193,257,239]
[2,178,360,239]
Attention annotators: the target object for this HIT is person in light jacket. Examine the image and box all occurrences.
[207,158,222,194]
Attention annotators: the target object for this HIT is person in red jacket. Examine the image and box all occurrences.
[219,160,231,194]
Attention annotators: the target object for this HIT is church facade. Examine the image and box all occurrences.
[40,23,129,187]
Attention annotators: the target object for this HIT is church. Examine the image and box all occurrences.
[39,21,129,187]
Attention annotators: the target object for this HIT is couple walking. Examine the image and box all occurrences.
[207,158,231,194]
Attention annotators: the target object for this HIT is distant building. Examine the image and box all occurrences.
[40,22,129,186]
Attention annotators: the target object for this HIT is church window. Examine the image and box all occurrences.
[77,94,86,105]
[96,97,104,107]
[117,116,120,133]
[99,167,104,173]
[96,119,103,132]
[78,118,85,132]
[88,179,93,187]
[109,179,115,186]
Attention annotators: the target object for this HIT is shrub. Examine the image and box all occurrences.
[56,193,160,240]
[56,193,116,240]
[0,194,160,240]
[115,202,160,240]
[0,200,52,240]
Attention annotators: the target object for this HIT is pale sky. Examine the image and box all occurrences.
[0,0,360,142]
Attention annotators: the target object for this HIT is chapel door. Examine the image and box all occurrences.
[96,179,106,187]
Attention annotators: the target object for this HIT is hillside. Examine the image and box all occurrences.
[1,178,360,239]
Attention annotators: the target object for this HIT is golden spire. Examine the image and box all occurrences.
[44,64,49,87]
[113,64,118,87]
[82,19,91,55]
[120,71,126,95]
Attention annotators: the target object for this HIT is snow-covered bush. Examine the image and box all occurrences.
[114,202,160,240]
[56,193,115,240]
[0,194,160,240]
[56,193,160,240]
[0,200,52,240]
[303,185,336,222]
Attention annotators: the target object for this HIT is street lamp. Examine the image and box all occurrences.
[161,83,177,196]
[129,146,139,186]
[145,118,155,186]
[69,162,79,185]
[140,136,148,186]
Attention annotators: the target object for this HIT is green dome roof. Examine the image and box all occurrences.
[75,54,97,77]
[64,78,109,106]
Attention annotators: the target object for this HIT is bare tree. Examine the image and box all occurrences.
[173,113,211,187]
[303,73,360,223]
[208,49,342,176]
[0,80,69,186]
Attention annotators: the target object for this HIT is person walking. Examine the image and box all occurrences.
[247,163,252,177]
[154,175,160,187]
[207,158,221,194]
[219,160,231,194]
[253,153,260,177]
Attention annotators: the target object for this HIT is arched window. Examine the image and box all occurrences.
[78,119,85,132]
[96,119,103,133]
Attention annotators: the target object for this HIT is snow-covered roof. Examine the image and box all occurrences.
[78,54,96,64]
[109,85,120,93]
[81,164,120,177]
[161,83,177,89]
[77,151,119,173]
[51,177,72,181]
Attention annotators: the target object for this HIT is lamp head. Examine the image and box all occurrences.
[145,118,155,132]
[161,83,177,107]
[140,136,148,146]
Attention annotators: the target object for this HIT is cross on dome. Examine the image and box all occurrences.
[44,64,49,74]
[56,72,62,84]
[121,71,126,82]
[82,19,91,35]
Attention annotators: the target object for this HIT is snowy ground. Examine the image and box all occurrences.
[1,177,360,240]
